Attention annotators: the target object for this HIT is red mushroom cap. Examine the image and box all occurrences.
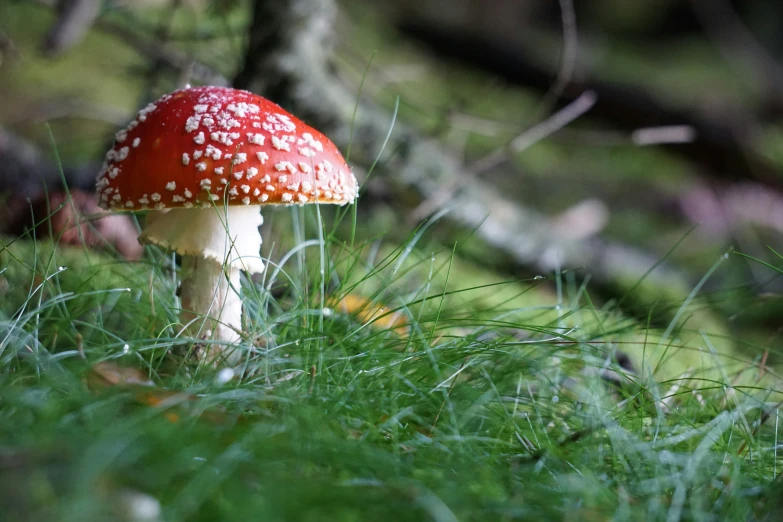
[95,86,357,211]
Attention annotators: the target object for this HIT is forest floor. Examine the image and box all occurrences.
[2,1,783,520]
[1,221,781,521]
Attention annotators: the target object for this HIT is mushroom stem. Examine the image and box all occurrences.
[179,256,243,346]
[138,205,265,361]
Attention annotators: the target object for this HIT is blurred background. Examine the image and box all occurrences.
[1,0,782,362]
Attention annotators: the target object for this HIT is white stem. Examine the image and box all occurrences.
[139,206,265,363]
[140,206,265,274]
[179,256,243,347]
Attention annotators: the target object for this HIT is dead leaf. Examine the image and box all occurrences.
[86,361,234,425]
[333,293,409,335]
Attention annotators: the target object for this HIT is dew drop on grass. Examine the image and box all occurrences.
[552,395,559,404]
[533,275,544,280]
[122,344,130,354]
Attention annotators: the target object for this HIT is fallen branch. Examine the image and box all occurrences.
[33,0,228,86]
[233,0,692,302]
[396,18,783,191]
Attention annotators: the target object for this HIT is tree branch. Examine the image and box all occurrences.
[396,18,783,191]
[233,0,693,304]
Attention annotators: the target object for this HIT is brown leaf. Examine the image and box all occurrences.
[37,190,144,260]
[334,293,409,335]
[86,361,235,425]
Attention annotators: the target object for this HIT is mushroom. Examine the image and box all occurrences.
[95,86,358,360]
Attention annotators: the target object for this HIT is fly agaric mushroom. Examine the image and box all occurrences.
[95,85,358,358]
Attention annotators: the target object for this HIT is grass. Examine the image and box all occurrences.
[1,3,782,519]
[1,203,782,522]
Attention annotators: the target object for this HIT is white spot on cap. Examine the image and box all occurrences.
[185,115,201,133]
[242,196,251,205]
[232,152,247,165]
[150,193,161,202]
[259,194,269,202]
[247,133,265,145]
[256,152,269,164]
[297,194,308,203]
[282,193,293,202]
[194,132,205,145]
[226,102,260,118]
[205,145,221,160]
[298,162,311,173]
[240,184,250,193]
[196,162,207,172]
[138,103,156,122]
[300,132,324,152]
[276,113,296,132]
[132,137,141,148]
[211,131,234,146]
[184,189,193,198]
[194,104,208,113]
[115,129,128,143]
[271,136,290,151]
[252,188,260,196]
[246,167,258,179]
[200,179,212,188]
[193,150,203,160]
[172,195,185,202]
[165,182,176,191]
